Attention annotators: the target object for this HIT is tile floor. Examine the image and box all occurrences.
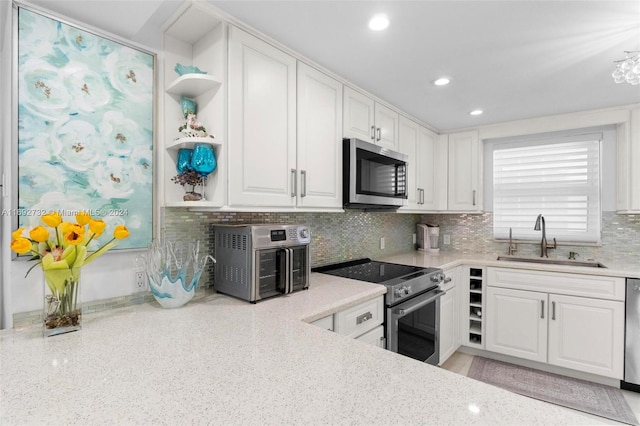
[441,352,640,425]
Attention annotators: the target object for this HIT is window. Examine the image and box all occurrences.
[492,137,601,243]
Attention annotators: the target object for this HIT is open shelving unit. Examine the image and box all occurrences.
[161,2,228,209]
[466,267,485,347]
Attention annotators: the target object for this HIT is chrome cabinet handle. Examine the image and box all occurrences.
[552,301,556,320]
[376,127,381,141]
[371,125,376,140]
[421,188,425,204]
[291,169,297,197]
[301,170,307,198]
[357,311,373,325]
[541,300,545,319]
[417,188,422,204]
[472,190,476,206]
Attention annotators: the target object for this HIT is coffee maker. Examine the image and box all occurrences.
[417,223,440,254]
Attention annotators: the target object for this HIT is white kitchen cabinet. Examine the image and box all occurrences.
[486,287,548,363]
[228,26,297,207]
[486,267,625,379]
[399,116,441,211]
[343,86,398,150]
[547,293,624,379]
[447,130,482,212]
[162,4,227,207]
[616,107,640,213]
[312,296,385,348]
[439,267,459,365]
[296,62,343,208]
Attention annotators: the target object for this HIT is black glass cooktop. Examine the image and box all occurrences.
[313,258,431,284]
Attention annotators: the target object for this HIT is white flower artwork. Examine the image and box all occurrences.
[17,7,155,249]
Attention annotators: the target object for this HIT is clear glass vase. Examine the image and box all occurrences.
[43,267,82,337]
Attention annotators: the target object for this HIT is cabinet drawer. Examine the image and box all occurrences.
[487,268,625,301]
[311,315,334,331]
[334,297,384,338]
[355,325,385,348]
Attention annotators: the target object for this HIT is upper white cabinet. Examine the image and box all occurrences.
[447,130,482,212]
[228,27,297,207]
[343,86,399,150]
[399,116,442,211]
[162,4,227,208]
[617,107,640,213]
[296,63,343,209]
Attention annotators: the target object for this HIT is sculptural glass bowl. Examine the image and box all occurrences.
[143,239,214,309]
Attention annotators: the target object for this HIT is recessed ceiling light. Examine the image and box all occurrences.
[434,78,450,86]
[369,14,389,31]
[470,109,483,116]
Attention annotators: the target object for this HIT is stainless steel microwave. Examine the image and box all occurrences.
[343,138,408,209]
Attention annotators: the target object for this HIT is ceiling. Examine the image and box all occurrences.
[15,0,640,132]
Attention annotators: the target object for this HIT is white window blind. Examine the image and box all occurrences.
[493,139,601,243]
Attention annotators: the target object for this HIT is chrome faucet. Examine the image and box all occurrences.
[507,227,517,255]
[534,214,557,258]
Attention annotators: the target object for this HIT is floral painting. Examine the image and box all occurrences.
[17,7,154,250]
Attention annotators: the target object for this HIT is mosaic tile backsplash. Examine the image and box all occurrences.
[162,209,422,288]
[421,211,640,267]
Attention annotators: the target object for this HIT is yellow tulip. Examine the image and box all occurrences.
[113,224,130,239]
[10,237,32,254]
[11,227,26,240]
[88,219,106,236]
[59,221,73,235]
[76,211,91,225]
[41,212,62,228]
[64,224,85,246]
[29,226,49,243]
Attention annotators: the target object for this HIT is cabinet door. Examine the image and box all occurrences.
[374,102,399,150]
[439,284,458,365]
[398,116,421,209]
[418,126,440,210]
[297,63,343,208]
[486,287,548,363]
[548,294,624,379]
[343,86,375,142]
[355,325,385,348]
[447,130,481,211]
[228,27,297,207]
[617,107,640,212]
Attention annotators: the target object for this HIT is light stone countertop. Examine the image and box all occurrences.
[380,250,640,279]
[0,272,598,425]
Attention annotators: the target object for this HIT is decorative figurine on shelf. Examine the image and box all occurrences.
[174,63,207,76]
[172,169,206,201]
[178,113,208,138]
[181,96,197,118]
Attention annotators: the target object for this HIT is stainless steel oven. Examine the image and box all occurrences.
[214,224,311,303]
[313,259,446,365]
[387,286,443,365]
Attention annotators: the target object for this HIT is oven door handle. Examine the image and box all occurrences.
[395,290,444,317]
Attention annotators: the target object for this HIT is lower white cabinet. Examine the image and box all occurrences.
[486,268,625,379]
[439,267,459,365]
[311,296,385,348]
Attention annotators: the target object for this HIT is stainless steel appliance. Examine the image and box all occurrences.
[313,259,447,365]
[214,224,311,303]
[343,138,408,209]
[623,278,640,392]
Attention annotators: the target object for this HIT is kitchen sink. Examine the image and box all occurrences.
[496,256,607,268]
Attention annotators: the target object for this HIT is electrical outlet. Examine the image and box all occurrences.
[443,235,451,245]
[134,271,146,290]
[380,237,385,250]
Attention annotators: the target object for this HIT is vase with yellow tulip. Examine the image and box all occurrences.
[10,211,130,337]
